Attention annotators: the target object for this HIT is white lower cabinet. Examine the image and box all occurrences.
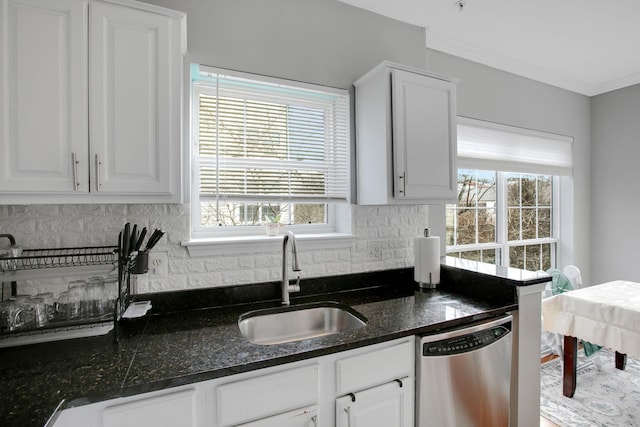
[336,377,413,427]
[53,386,202,427]
[214,364,318,426]
[102,389,198,427]
[52,337,414,427]
[334,339,414,427]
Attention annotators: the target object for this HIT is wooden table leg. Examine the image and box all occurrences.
[615,351,627,370]
[563,335,577,397]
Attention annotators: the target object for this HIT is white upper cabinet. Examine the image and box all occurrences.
[354,61,457,205]
[0,0,185,204]
[0,0,88,194]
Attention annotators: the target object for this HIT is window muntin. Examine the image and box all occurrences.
[191,65,350,236]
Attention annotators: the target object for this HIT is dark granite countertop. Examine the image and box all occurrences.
[0,261,547,427]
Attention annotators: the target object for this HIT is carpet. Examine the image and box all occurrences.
[540,349,640,426]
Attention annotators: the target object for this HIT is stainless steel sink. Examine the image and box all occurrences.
[238,301,367,345]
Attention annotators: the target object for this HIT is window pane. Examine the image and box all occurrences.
[520,175,537,206]
[447,249,497,265]
[525,244,540,271]
[476,171,496,205]
[507,208,520,240]
[477,208,496,244]
[461,250,481,261]
[447,170,497,247]
[292,204,325,224]
[509,245,525,269]
[538,208,551,238]
[507,174,520,206]
[510,243,552,272]
[538,176,552,206]
[482,249,497,265]
[457,170,477,207]
[456,208,477,245]
[521,208,537,240]
[200,201,325,226]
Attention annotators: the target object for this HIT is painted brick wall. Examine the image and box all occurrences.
[0,204,428,295]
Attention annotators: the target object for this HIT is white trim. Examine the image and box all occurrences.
[183,233,354,257]
[425,30,631,96]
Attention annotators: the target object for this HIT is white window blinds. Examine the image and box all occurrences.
[193,65,350,203]
[457,117,573,176]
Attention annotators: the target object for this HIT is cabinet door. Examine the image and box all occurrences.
[215,364,318,426]
[0,0,88,193]
[336,377,413,427]
[236,407,318,427]
[102,388,197,427]
[391,69,456,202]
[89,1,179,196]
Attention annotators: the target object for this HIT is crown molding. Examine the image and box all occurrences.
[426,30,640,97]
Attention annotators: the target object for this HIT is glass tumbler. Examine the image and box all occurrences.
[68,280,87,320]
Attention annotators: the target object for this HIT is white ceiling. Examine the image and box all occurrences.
[337,0,640,96]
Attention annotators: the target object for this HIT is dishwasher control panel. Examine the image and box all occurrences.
[422,323,511,356]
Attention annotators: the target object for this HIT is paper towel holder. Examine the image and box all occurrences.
[415,228,440,289]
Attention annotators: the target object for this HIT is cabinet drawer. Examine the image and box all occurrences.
[102,388,197,427]
[336,340,413,394]
[216,364,318,426]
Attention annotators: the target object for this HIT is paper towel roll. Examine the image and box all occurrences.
[414,229,440,288]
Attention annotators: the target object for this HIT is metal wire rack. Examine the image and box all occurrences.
[0,246,118,272]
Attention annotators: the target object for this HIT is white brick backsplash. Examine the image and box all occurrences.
[3,203,429,295]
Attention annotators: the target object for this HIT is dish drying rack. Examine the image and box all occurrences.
[0,243,148,344]
[0,246,118,273]
[0,245,121,347]
[0,227,156,346]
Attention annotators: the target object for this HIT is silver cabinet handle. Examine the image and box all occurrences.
[399,171,406,195]
[71,152,80,191]
[344,406,352,427]
[310,414,318,427]
[95,153,101,191]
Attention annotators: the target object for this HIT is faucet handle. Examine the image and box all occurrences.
[289,275,301,293]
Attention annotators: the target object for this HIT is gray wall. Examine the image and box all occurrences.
[142,0,426,89]
[591,84,640,284]
[138,0,593,282]
[425,51,592,282]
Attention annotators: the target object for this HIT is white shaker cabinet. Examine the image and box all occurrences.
[336,378,413,427]
[334,339,414,427]
[0,0,185,204]
[102,388,198,427]
[0,0,88,194]
[354,61,457,205]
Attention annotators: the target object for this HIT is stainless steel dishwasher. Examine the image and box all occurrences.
[416,314,513,427]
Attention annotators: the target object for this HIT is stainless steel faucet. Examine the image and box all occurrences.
[281,231,301,305]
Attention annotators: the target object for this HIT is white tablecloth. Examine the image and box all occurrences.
[542,280,640,358]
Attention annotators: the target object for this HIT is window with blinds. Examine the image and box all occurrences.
[191,65,350,233]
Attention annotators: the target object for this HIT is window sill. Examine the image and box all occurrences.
[183,233,354,257]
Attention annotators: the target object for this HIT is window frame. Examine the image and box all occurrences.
[186,65,353,252]
[446,170,559,271]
